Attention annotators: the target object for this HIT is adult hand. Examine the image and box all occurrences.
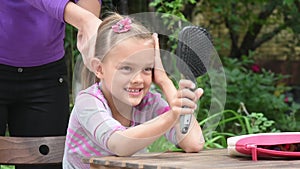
[77,17,102,71]
[64,1,102,71]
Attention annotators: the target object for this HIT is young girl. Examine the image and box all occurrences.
[63,13,205,169]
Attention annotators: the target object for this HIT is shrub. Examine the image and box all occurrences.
[197,55,300,132]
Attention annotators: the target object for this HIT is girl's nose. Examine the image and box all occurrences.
[131,71,143,84]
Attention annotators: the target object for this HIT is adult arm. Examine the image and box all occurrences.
[24,0,101,21]
[24,0,102,43]
[77,0,101,18]
[64,1,102,70]
[63,1,101,32]
[24,0,102,57]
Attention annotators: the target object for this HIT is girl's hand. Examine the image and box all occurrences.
[152,33,169,85]
[152,33,204,111]
[171,79,203,118]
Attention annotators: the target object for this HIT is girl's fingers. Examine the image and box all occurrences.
[178,88,196,101]
[172,97,197,111]
[178,80,204,101]
[194,88,204,101]
[153,33,159,50]
[182,98,197,110]
[178,79,195,90]
[152,33,164,71]
[172,106,194,115]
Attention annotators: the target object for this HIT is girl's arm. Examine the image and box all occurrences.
[152,33,205,153]
[169,81,205,152]
[174,104,205,152]
[107,80,204,156]
[151,33,178,105]
[108,109,179,156]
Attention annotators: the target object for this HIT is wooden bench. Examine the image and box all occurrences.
[0,136,65,166]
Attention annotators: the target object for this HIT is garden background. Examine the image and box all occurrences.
[63,0,300,151]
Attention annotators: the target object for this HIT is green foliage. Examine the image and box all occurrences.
[147,0,300,151]
[203,131,235,149]
[150,0,196,22]
[149,0,196,52]
[224,57,289,113]
[199,109,278,149]
[225,56,299,131]
[147,137,178,152]
[248,112,277,133]
[64,24,79,73]
[154,55,300,150]
[197,56,300,132]
[148,105,280,151]
[196,0,300,58]
[64,24,80,106]
[0,165,14,169]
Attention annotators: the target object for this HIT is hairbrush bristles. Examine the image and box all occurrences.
[176,26,213,78]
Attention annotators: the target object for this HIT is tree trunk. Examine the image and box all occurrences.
[228,1,279,58]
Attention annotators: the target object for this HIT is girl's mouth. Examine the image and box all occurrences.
[125,88,143,96]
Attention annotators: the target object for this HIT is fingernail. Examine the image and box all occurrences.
[198,88,204,94]
[153,33,158,38]
[191,83,195,89]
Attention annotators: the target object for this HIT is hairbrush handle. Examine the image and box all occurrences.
[180,113,192,134]
[176,26,212,134]
[179,87,194,134]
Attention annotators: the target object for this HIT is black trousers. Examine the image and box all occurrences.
[0,58,70,169]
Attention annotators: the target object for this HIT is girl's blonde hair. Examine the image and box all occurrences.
[79,12,154,90]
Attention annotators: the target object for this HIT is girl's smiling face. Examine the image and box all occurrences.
[98,38,154,107]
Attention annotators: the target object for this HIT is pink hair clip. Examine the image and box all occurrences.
[112,17,132,33]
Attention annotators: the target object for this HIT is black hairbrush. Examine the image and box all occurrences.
[176,26,213,78]
[176,26,213,134]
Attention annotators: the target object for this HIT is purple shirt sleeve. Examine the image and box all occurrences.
[24,0,70,22]
[24,0,102,22]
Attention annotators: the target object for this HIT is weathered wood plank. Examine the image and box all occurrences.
[0,136,65,165]
[85,149,300,169]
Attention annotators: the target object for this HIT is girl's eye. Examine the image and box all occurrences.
[144,67,153,74]
[119,66,132,73]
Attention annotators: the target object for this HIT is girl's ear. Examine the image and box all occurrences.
[91,58,104,78]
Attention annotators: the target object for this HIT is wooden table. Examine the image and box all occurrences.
[83,149,300,169]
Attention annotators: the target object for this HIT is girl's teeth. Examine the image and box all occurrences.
[127,89,139,92]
